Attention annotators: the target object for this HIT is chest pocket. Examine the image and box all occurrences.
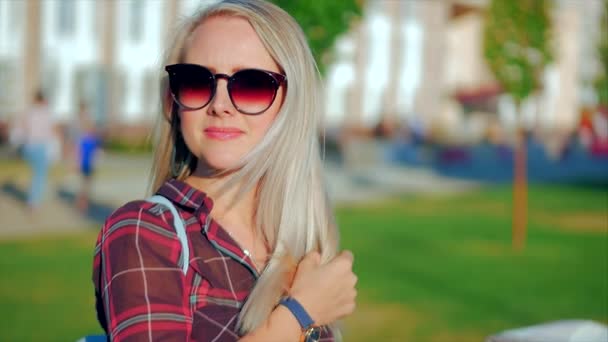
[188,231,255,301]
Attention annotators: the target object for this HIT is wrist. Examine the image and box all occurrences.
[279,296,321,342]
[289,291,318,324]
[239,306,300,342]
[275,304,304,337]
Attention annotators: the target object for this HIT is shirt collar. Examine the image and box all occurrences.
[156,178,214,213]
[156,179,260,277]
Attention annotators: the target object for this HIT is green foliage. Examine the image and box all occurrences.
[483,0,553,104]
[269,0,361,73]
[594,0,608,105]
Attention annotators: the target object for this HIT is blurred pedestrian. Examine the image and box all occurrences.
[74,102,100,212]
[92,0,357,341]
[20,90,58,211]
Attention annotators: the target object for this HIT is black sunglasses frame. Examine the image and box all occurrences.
[165,63,287,115]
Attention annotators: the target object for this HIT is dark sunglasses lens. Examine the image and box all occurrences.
[230,70,278,114]
[173,66,213,109]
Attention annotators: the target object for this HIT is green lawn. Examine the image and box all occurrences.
[0,185,606,341]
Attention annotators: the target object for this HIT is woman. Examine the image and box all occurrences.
[92,0,357,341]
[73,102,100,213]
[18,90,57,211]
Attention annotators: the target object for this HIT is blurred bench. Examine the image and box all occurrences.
[486,320,608,342]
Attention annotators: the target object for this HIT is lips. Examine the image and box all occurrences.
[204,126,245,140]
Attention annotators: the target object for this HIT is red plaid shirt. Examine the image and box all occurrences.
[93,179,333,341]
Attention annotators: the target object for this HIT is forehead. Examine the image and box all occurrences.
[184,15,279,73]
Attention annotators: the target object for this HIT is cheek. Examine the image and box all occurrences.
[250,89,283,136]
[250,107,279,139]
[256,118,274,138]
[178,112,201,144]
[179,110,201,128]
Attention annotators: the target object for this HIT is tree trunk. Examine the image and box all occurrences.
[512,126,528,251]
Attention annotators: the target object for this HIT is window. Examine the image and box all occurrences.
[142,71,160,119]
[74,68,93,107]
[130,0,143,42]
[41,62,59,108]
[0,59,18,116]
[113,70,127,118]
[7,0,24,35]
[91,1,99,39]
[57,0,75,36]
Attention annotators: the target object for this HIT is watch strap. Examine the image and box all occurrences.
[279,296,315,330]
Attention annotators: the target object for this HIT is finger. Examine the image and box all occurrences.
[300,250,321,267]
[351,274,358,287]
[338,250,354,264]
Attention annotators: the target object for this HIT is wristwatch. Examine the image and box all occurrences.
[279,296,322,342]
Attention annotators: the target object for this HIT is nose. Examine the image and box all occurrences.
[207,74,234,117]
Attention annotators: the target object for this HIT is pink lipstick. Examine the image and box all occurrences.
[204,126,244,140]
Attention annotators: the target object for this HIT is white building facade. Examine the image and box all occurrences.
[324,0,606,142]
[0,0,27,119]
[0,0,219,134]
[0,0,604,142]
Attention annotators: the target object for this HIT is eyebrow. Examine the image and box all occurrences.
[197,64,279,74]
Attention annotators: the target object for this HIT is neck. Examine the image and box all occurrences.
[185,165,269,271]
[185,170,256,232]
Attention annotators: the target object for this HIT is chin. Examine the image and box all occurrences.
[200,154,244,172]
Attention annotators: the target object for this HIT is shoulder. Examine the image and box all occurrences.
[101,199,179,240]
[95,199,186,272]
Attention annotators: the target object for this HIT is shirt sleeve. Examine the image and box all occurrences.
[93,202,192,341]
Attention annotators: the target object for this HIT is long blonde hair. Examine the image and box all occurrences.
[149,0,340,336]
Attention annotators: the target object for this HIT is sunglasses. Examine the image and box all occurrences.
[165,63,287,115]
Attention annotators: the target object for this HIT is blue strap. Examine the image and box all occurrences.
[147,195,189,275]
[279,296,315,329]
[76,335,107,342]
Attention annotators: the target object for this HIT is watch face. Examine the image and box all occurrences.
[304,327,321,342]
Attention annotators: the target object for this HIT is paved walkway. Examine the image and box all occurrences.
[0,152,479,239]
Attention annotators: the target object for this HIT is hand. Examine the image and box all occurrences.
[288,250,357,326]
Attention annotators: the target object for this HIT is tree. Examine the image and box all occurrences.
[269,0,361,73]
[483,0,553,250]
[594,0,608,107]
